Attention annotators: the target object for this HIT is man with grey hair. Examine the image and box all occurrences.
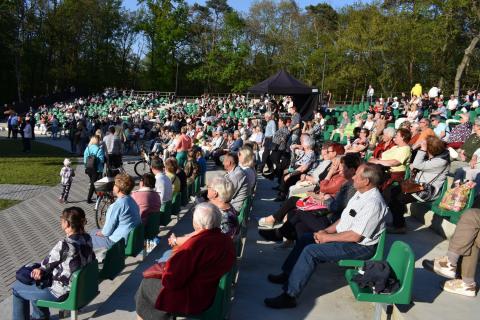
[264,163,388,309]
[258,111,277,174]
[223,153,249,212]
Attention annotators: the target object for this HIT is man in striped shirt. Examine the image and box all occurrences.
[264,163,389,309]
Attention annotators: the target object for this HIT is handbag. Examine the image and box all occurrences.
[143,262,167,279]
[296,196,328,212]
[16,263,53,288]
[400,165,448,201]
[400,179,424,194]
[439,182,475,212]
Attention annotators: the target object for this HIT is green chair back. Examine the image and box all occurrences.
[172,192,181,215]
[345,241,414,305]
[144,212,161,240]
[338,229,386,268]
[125,224,145,257]
[99,239,126,281]
[160,200,172,226]
[36,260,99,311]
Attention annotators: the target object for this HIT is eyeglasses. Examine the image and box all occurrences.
[327,149,335,153]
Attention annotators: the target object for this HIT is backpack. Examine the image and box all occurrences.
[85,147,100,174]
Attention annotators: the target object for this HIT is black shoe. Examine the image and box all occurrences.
[267,272,289,284]
[259,229,283,242]
[264,292,296,309]
[274,195,286,202]
[86,199,94,204]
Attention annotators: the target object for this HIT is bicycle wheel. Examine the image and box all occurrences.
[95,195,113,229]
[134,160,149,177]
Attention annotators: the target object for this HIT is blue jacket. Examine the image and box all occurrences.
[102,195,141,243]
[83,144,105,173]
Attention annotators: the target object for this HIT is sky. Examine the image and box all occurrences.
[123,0,368,12]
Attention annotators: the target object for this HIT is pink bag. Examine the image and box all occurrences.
[296,196,328,212]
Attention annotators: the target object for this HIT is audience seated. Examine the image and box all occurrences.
[164,158,181,194]
[447,112,472,149]
[238,146,257,192]
[388,136,449,234]
[12,207,95,320]
[263,163,388,309]
[151,157,173,204]
[450,117,480,174]
[135,203,235,319]
[223,152,249,212]
[90,173,141,255]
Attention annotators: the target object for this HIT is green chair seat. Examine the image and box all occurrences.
[36,260,99,320]
[125,224,145,257]
[338,229,386,268]
[345,241,414,305]
[160,200,172,226]
[144,212,161,240]
[172,192,181,215]
[431,180,476,224]
[99,239,125,281]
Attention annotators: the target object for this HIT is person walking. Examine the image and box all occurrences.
[83,136,105,204]
[59,158,75,204]
[22,118,32,152]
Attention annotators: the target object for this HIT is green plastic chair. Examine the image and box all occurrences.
[345,241,414,315]
[338,229,386,268]
[36,260,100,320]
[172,192,181,215]
[144,212,161,240]
[99,238,125,282]
[160,200,173,226]
[125,224,145,257]
[431,180,476,224]
[175,269,233,320]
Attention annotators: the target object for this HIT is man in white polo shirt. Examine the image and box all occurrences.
[264,163,389,309]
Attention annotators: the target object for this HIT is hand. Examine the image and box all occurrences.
[95,230,104,237]
[284,174,291,181]
[313,231,328,244]
[300,174,306,181]
[31,268,43,280]
[460,151,467,162]
[470,159,476,169]
[420,140,427,152]
[168,234,177,247]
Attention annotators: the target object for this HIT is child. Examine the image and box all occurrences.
[59,158,75,203]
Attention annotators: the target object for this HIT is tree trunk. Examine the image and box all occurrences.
[454,34,480,97]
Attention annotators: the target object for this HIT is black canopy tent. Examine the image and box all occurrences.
[248,70,319,120]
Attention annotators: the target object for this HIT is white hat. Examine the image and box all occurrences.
[63,158,71,166]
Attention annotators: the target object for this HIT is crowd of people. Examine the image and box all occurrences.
[8,84,480,319]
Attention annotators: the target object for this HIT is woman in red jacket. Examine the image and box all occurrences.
[135,202,235,319]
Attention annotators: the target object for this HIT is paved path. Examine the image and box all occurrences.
[0,184,51,200]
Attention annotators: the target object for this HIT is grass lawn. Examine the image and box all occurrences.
[0,199,21,211]
[0,139,73,186]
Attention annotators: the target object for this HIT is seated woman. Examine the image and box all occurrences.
[447,112,472,149]
[164,157,181,193]
[422,207,480,297]
[135,203,235,319]
[274,135,316,202]
[91,173,141,254]
[12,207,95,320]
[131,173,161,225]
[288,143,344,197]
[259,154,362,242]
[453,146,480,194]
[369,128,412,189]
[372,127,396,159]
[388,136,450,234]
[345,128,370,155]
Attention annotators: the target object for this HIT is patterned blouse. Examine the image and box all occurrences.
[219,206,239,238]
[448,123,472,144]
[41,233,95,298]
[272,127,290,151]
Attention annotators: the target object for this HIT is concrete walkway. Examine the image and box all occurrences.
[0,184,51,200]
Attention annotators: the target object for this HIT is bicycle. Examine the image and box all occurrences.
[134,146,154,177]
[93,165,125,228]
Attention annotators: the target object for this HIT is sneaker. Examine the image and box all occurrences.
[264,292,296,309]
[443,279,476,297]
[422,256,456,279]
[258,217,275,228]
[258,229,283,242]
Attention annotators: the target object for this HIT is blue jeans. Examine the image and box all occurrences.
[12,280,58,319]
[281,233,376,297]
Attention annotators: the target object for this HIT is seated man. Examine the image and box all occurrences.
[451,117,480,174]
[423,207,480,297]
[151,157,173,204]
[223,152,249,212]
[91,173,141,256]
[135,203,235,319]
[263,163,388,309]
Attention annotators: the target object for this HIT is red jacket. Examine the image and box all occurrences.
[156,228,235,314]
